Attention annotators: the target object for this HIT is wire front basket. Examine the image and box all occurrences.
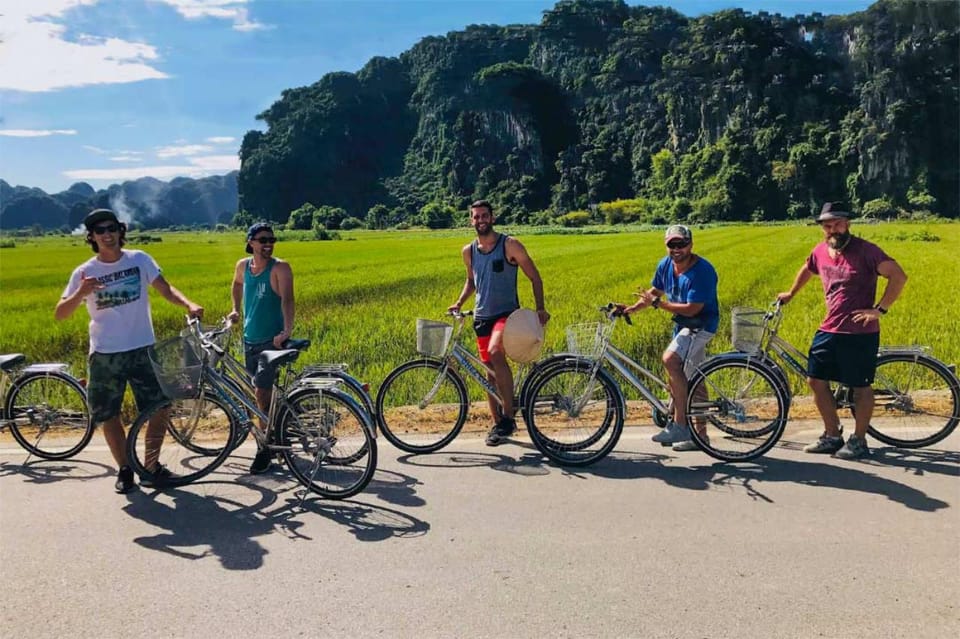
[149,335,204,399]
[565,322,613,359]
[731,307,767,354]
[416,319,453,358]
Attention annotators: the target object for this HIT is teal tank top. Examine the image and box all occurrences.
[243,259,283,343]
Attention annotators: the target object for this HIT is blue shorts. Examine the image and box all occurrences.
[807,330,880,387]
[244,340,279,390]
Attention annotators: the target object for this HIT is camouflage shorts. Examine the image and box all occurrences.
[87,346,166,423]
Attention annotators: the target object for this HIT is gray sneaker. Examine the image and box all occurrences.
[485,417,516,447]
[834,434,870,460]
[672,437,705,452]
[652,421,690,445]
[803,432,844,454]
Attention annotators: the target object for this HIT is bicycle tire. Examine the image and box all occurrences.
[4,371,93,460]
[862,352,960,448]
[164,390,242,456]
[375,359,468,453]
[127,398,236,488]
[524,358,625,466]
[686,356,789,462]
[279,386,377,499]
[517,354,580,425]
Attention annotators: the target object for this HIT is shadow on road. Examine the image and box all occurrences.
[395,448,550,477]
[0,458,112,484]
[122,475,430,568]
[706,456,952,511]
[869,447,959,478]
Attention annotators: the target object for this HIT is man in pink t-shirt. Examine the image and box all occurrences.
[777,202,907,459]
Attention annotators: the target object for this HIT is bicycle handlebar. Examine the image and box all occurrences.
[601,302,633,325]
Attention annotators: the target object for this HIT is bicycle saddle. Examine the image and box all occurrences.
[0,354,26,372]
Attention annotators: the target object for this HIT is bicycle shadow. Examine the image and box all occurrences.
[364,468,428,507]
[395,448,551,477]
[707,456,951,511]
[868,447,960,478]
[0,458,113,484]
[554,450,716,491]
[286,497,431,542]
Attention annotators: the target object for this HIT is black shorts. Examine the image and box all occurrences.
[807,330,880,387]
[473,311,514,338]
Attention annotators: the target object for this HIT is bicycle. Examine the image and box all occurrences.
[125,317,377,500]
[376,310,557,453]
[0,353,92,460]
[729,302,960,448]
[522,304,791,465]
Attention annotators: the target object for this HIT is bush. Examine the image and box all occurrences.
[0,239,15,249]
[861,198,897,220]
[339,217,365,230]
[287,204,317,230]
[312,224,340,241]
[555,211,591,227]
[419,202,456,229]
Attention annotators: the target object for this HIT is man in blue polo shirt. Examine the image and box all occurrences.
[617,224,719,450]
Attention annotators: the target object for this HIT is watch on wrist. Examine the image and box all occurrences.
[651,297,661,309]
[874,304,888,315]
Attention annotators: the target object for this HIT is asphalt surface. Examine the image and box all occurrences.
[1,423,958,639]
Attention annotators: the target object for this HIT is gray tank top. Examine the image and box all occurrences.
[472,234,519,319]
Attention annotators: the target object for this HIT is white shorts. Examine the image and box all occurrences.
[666,328,715,379]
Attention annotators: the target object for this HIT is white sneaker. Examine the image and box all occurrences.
[672,437,706,452]
[652,421,690,444]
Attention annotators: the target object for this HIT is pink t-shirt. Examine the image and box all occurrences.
[806,237,892,335]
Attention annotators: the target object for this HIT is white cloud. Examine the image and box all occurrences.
[0,1,169,92]
[206,136,236,144]
[109,155,144,163]
[83,144,107,153]
[63,153,239,181]
[155,143,215,158]
[152,0,269,31]
[0,128,77,137]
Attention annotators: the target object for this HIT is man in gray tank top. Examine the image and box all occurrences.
[448,200,550,445]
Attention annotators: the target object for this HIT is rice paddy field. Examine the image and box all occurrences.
[1,222,957,414]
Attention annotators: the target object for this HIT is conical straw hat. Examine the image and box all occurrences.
[502,308,545,363]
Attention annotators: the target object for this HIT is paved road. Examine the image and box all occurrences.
[1,424,958,639]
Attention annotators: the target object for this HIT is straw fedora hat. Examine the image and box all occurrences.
[502,308,545,363]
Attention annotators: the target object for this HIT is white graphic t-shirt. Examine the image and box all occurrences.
[62,250,162,353]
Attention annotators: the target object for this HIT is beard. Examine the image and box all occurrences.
[827,231,851,249]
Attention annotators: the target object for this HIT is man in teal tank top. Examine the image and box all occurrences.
[228,222,295,473]
[449,200,550,446]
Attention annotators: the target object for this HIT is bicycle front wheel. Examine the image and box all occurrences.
[279,387,377,500]
[375,359,468,453]
[524,359,624,466]
[865,352,960,448]
[4,371,92,460]
[687,357,789,462]
[127,398,237,488]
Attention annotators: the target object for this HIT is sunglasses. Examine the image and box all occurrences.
[92,224,119,235]
[253,237,277,244]
[666,239,690,249]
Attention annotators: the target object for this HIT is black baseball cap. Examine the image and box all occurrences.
[245,222,273,253]
[83,209,119,229]
[816,202,852,222]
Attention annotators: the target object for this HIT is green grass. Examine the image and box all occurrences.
[1,223,957,404]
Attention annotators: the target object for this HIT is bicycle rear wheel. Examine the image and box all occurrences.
[5,371,93,460]
[865,352,960,448]
[524,359,624,466]
[279,387,377,499]
[686,356,789,462]
[375,359,468,453]
[127,398,236,487]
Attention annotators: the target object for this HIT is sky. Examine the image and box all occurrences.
[0,0,873,194]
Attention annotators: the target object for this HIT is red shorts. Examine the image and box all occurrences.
[474,315,510,363]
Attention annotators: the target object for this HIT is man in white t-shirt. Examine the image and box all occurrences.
[55,209,203,494]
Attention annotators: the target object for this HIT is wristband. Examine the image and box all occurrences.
[874,304,887,315]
